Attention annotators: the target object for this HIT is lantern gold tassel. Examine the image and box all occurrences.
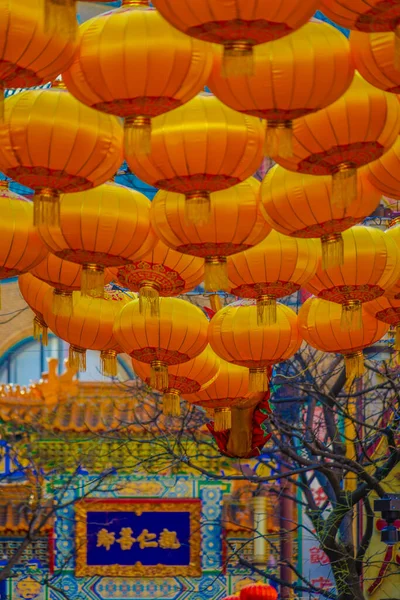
[395,325,400,351]
[150,360,169,390]
[222,41,254,77]
[257,295,277,326]
[264,121,293,158]
[52,289,73,317]
[321,233,344,270]
[341,300,362,331]
[185,191,210,226]
[395,26,400,71]
[44,0,77,39]
[344,350,364,387]
[205,257,229,292]
[124,115,151,155]
[332,163,357,209]
[139,284,160,317]
[162,390,181,417]
[33,316,48,346]
[249,367,269,393]
[34,189,60,227]
[100,350,118,377]
[81,264,105,298]
[69,345,86,372]
[214,407,232,432]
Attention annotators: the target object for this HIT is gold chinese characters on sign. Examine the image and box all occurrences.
[75,499,202,577]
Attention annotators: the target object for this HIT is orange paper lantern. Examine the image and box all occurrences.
[113,297,209,390]
[150,178,270,291]
[37,182,155,298]
[271,73,400,209]
[31,253,113,317]
[112,239,204,316]
[367,135,400,199]
[260,166,382,269]
[321,1,400,33]
[183,359,260,432]
[152,0,320,76]
[298,296,389,384]
[18,273,52,346]
[131,345,220,416]
[0,182,47,308]
[228,231,319,324]
[208,303,302,392]
[208,22,354,157]
[0,88,123,227]
[125,93,264,225]
[43,287,131,376]
[63,0,212,154]
[305,226,400,328]
[384,219,400,299]
[0,0,76,106]
[364,296,400,350]
[351,30,400,93]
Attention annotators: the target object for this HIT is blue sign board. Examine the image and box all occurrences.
[75,499,202,577]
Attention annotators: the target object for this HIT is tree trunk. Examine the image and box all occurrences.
[331,560,366,600]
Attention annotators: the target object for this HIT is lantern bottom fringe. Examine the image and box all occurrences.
[124,117,151,155]
[264,121,293,158]
[34,191,60,227]
[341,301,362,331]
[150,361,169,390]
[81,264,105,298]
[257,296,277,326]
[395,26,400,70]
[321,233,344,270]
[205,258,228,292]
[52,289,73,317]
[185,192,210,226]
[69,346,86,372]
[249,368,269,393]
[162,391,181,417]
[139,285,160,317]
[0,87,3,122]
[100,351,118,377]
[332,165,357,209]
[396,325,400,351]
[344,351,364,389]
[222,44,254,77]
[214,408,232,432]
[33,317,48,346]
[44,0,77,39]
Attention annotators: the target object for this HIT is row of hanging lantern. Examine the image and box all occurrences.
[3,0,400,435]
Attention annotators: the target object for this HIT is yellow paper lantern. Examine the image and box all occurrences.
[298,296,389,384]
[305,226,400,329]
[271,73,400,209]
[125,93,264,225]
[131,346,220,416]
[364,296,400,350]
[0,88,123,227]
[0,0,77,110]
[18,273,52,346]
[208,303,302,392]
[43,287,132,375]
[112,239,204,316]
[150,178,270,291]
[37,182,155,298]
[63,0,212,155]
[153,0,320,76]
[260,165,382,269]
[208,21,354,157]
[113,297,209,389]
[228,231,319,324]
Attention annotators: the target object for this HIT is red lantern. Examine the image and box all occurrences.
[240,583,278,600]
